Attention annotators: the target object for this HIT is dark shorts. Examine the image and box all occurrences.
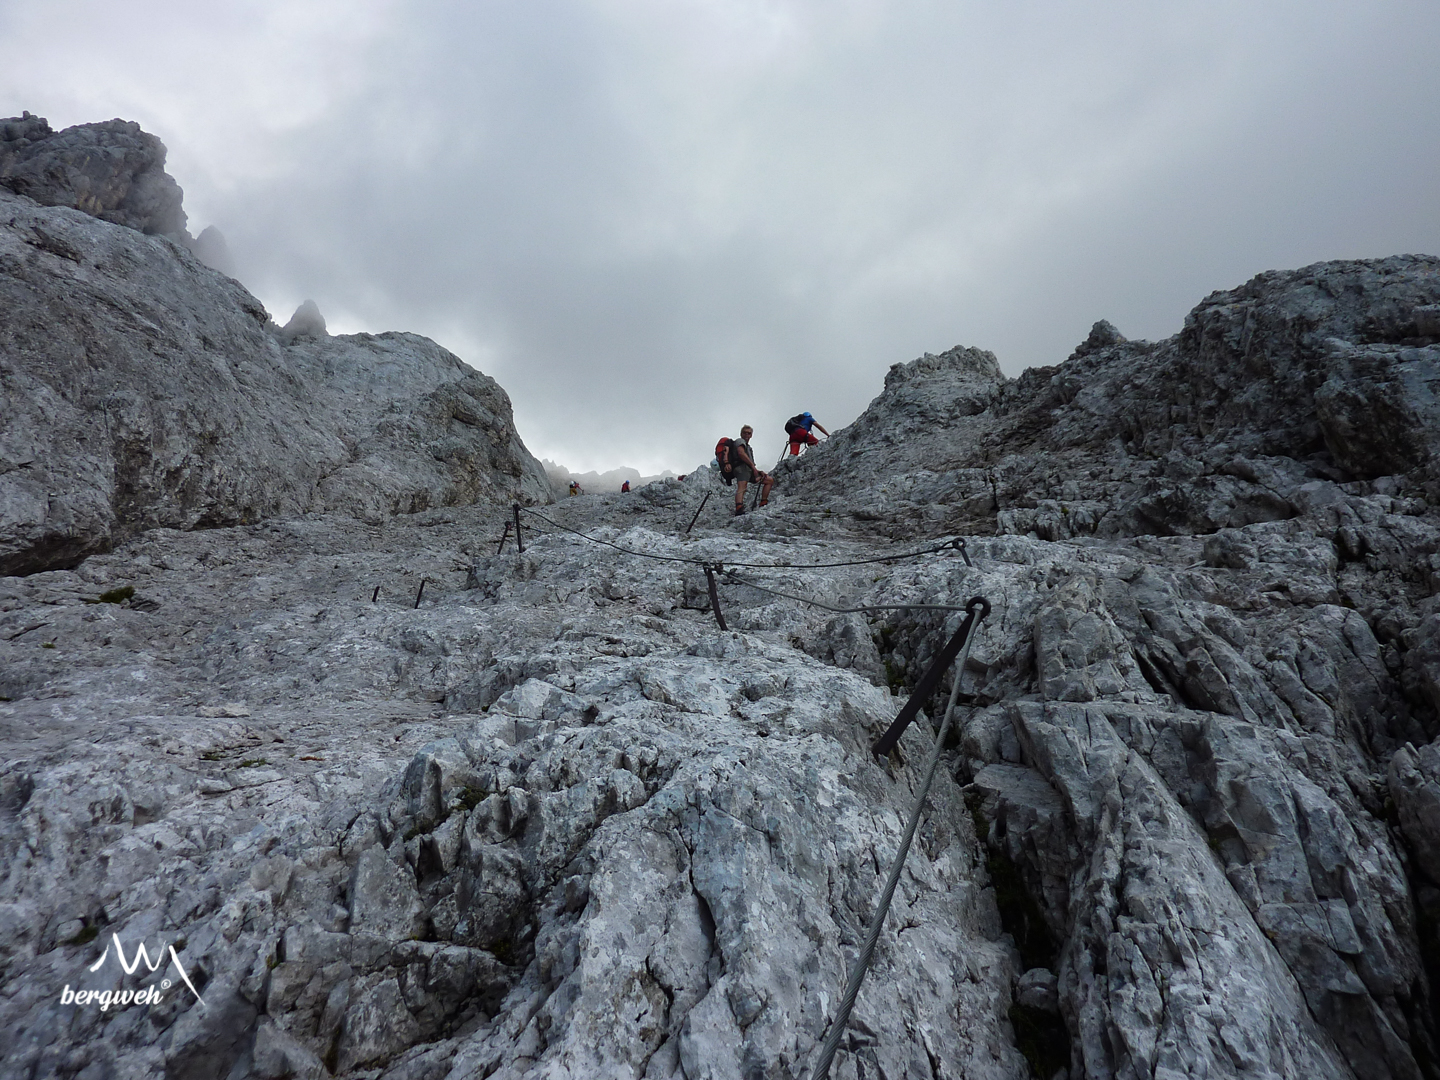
[732,463,755,483]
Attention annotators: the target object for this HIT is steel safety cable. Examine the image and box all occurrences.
[715,567,978,616]
[810,596,991,1080]
[516,507,968,570]
[722,535,968,570]
[515,509,699,564]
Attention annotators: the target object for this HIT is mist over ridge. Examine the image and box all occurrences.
[6,2,1435,476]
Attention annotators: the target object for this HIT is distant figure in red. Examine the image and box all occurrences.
[785,412,829,455]
[621,480,631,493]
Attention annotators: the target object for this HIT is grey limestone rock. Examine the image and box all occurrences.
[280,299,328,343]
[187,224,235,276]
[1391,738,1440,883]
[1015,967,1058,1014]
[1071,318,1126,357]
[0,187,551,576]
[781,256,1440,541]
[0,112,187,236]
[1013,698,1355,1080]
[0,506,1038,1080]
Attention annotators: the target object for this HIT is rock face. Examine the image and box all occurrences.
[764,255,1440,1079]
[0,508,1028,1080]
[3,134,1440,1080]
[189,225,235,277]
[0,113,187,237]
[790,256,1440,541]
[0,184,551,576]
[280,299,328,343]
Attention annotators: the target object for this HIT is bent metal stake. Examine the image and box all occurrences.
[810,596,992,1080]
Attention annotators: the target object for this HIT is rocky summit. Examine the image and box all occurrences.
[3,117,1440,1080]
[1,113,188,238]
[0,118,551,578]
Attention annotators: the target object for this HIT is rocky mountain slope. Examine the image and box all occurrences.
[1,115,551,578]
[4,113,1440,1080]
[764,257,1440,1079]
[0,498,1034,1080]
[785,257,1440,542]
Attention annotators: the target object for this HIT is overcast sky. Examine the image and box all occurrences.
[4,1,1438,473]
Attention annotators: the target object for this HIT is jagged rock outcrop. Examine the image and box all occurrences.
[786,257,1440,542]
[761,255,1440,1079]
[0,183,550,576]
[189,225,235,276]
[0,113,187,237]
[280,299,328,343]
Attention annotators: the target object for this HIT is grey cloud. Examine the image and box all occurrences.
[6,1,1437,472]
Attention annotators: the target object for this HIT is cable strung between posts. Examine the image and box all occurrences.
[715,535,968,571]
[810,596,991,1080]
[517,508,704,563]
[517,507,968,570]
[715,567,978,616]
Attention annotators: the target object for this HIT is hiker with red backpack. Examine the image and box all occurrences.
[727,426,772,515]
[784,412,828,455]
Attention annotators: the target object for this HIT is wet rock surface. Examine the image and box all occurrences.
[4,212,1440,1079]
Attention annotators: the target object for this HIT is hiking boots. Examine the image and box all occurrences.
[734,504,745,516]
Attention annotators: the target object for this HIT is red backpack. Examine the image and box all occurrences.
[715,438,734,484]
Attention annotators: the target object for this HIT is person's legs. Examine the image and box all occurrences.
[733,460,754,513]
[788,437,803,456]
[760,474,773,505]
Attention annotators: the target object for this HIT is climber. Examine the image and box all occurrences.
[568,480,581,497]
[730,426,772,515]
[621,480,631,493]
[785,411,829,455]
